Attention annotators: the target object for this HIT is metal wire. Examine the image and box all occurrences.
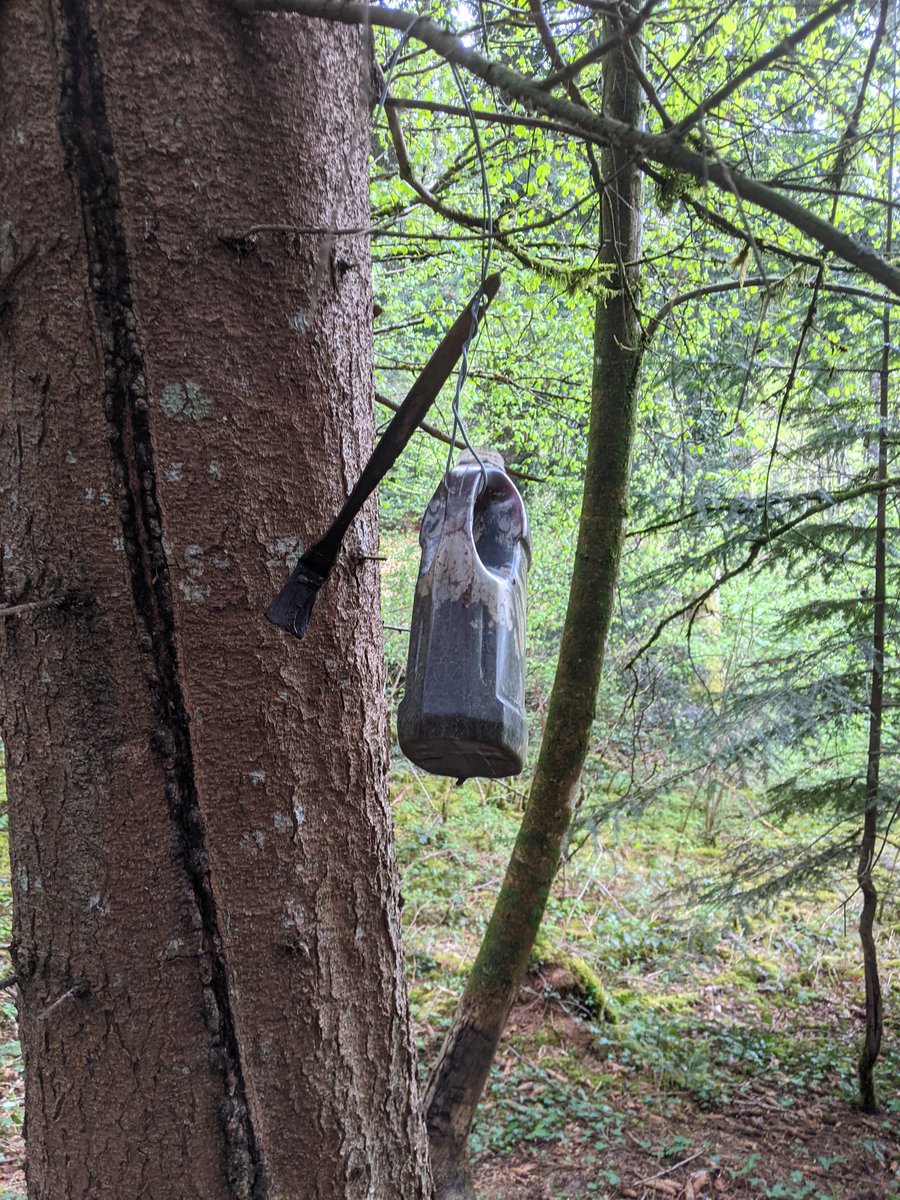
[375,15,429,138]
[372,24,494,492]
[444,61,493,492]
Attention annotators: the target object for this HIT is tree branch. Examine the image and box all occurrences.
[525,0,604,193]
[385,103,489,231]
[233,0,900,296]
[673,0,856,137]
[645,276,900,342]
[646,168,822,269]
[540,0,663,90]
[384,99,609,289]
[628,473,900,538]
[0,590,89,621]
[627,475,900,667]
[374,392,544,483]
[763,0,888,520]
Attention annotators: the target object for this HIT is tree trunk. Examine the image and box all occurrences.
[856,120,892,1113]
[423,23,646,1200]
[0,4,432,1198]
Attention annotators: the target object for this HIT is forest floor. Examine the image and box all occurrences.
[0,768,897,1199]
[395,775,900,1200]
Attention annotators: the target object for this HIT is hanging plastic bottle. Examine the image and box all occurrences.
[397,449,531,780]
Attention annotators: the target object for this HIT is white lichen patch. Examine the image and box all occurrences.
[157,380,212,420]
[292,794,305,828]
[266,537,303,571]
[288,311,309,333]
[356,522,376,555]
[179,579,211,603]
[249,769,267,786]
[178,543,211,603]
[164,462,184,482]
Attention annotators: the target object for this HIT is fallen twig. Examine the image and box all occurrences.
[639,1152,703,1184]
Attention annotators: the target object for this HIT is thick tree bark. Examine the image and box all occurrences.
[423,23,646,1200]
[0,4,431,1198]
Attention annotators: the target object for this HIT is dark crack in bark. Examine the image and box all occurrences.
[54,3,266,1194]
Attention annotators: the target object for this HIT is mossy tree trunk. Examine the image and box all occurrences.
[423,20,646,1200]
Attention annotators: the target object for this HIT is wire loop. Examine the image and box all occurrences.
[373,26,494,493]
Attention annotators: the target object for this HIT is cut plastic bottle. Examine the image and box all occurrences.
[397,449,531,779]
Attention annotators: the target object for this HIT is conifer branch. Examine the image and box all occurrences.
[629,475,900,540]
[626,475,900,667]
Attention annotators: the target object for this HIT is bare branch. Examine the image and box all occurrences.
[763,181,900,212]
[0,590,89,621]
[642,166,822,269]
[645,276,900,342]
[622,39,674,128]
[628,473,900,538]
[384,101,610,289]
[385,103,489,231]
[387,94,598,145]
[763,0,888,519]
[36,983,89,1022]
[374,317,426,337]
[525,0,604,192]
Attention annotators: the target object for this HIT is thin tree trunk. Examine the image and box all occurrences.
[0,4,431,1197]
[857,108,892,1115]
[423,22,645,1200]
